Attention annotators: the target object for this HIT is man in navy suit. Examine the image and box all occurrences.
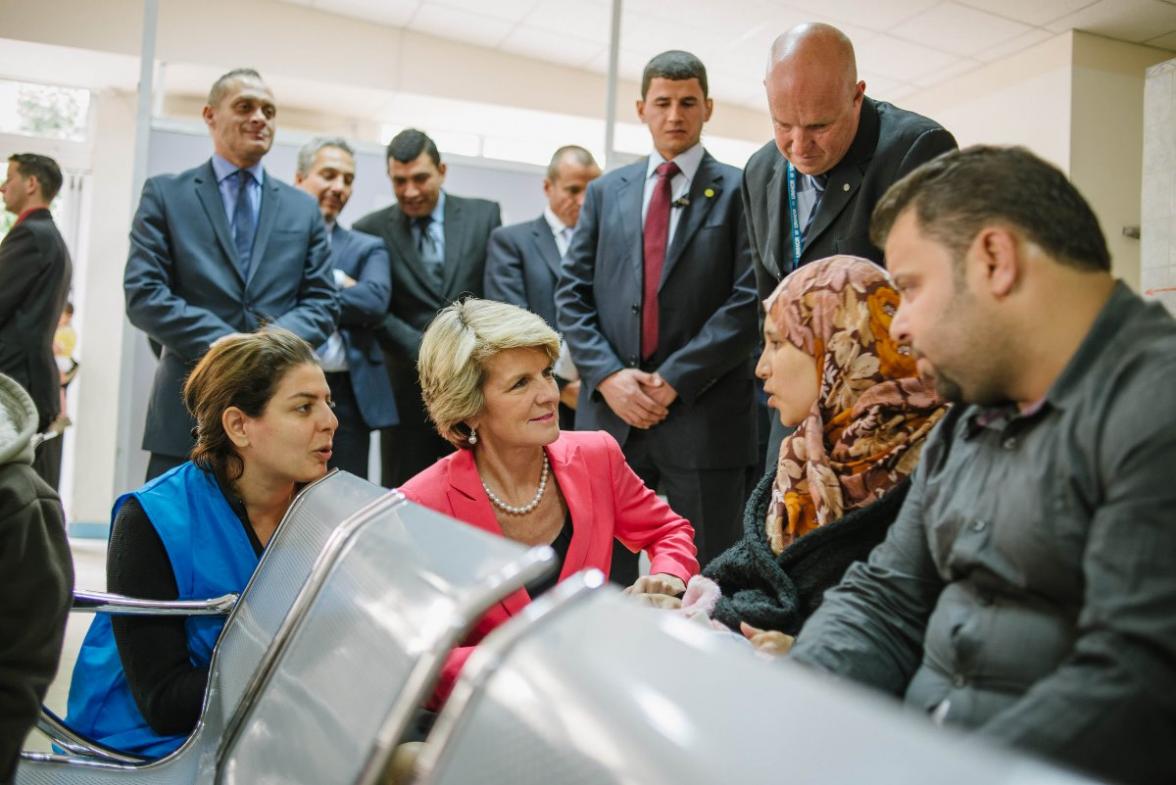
[125,68,338,480]
[484,144,601,430]
[294,137,397,478]
[556,51,758,576]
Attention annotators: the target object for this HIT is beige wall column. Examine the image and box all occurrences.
[1141,58,1176,315]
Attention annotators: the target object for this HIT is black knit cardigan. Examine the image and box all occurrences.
[703,468,911,635]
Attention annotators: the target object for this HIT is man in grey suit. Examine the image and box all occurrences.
[743,23,957,468]
[484,144,601,430]
[556,51,758,576]
[294,137,397,479]
[125,68,338,480]
[353,129,501,487]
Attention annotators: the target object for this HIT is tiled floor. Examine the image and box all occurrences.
[24,538,106,754]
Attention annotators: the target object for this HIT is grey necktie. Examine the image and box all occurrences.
[415,216,443,288]
[232,169,257,278]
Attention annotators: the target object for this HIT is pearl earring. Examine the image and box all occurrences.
[468,427,478,445]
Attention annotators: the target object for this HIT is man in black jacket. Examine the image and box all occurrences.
[742,23,956,466]
[0,153,72,488]
[353,129,501,487]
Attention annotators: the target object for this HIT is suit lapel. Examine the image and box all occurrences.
[763,154,788,279]
[331,225,357,277]
[246,172,281,288]
[193,162,241,283]
[444,450,533,616]
[660,152,722,289]
[803,98,879,256]
[528,215,561,279]
[440,195,465,297]
[617,162,646,286]
[549,439,594,579]
[389,208,442,299]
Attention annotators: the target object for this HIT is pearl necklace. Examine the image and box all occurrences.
[482,453,549,516]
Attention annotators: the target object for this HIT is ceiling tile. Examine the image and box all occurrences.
[313,0,420,27]
[499,25,606,67]
[409,3,516,47]
[911,56,983,86]
[880,83,919,101]
[781,0,941,31]
[856,34,962,81]
[893,2,1033,58]
[584,48,650,82]
[1146,29,1176,49]
[954,0,1094,27]
[1044,0,1176,42]
[972,27,1056,61]
[522,0,613,43]
[418,0,538,24]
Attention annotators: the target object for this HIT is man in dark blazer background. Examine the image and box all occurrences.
[484,144,601,430]
[124,68,338,480]
[294,136,397,479]
[353,129,501,488]
[0,153,72,487]
[743,23,957,467]
[556,51,758,577]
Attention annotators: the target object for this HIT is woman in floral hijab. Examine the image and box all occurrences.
[704,255,946,637]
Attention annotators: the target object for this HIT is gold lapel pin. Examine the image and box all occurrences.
[704,187,715,198]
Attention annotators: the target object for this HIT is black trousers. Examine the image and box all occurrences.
[381,382,453,488]
[324,372,371,479]
[622,428,751,575]
[32,433,63,491]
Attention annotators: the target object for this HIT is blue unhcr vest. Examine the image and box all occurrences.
[65,462,259,758]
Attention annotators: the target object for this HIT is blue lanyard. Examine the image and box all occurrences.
[786,161,803,274]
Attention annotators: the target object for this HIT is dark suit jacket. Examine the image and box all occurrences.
[555,151,758,469]
[329,224,397,429]
[124,159,339,458]
[0,210,72,428]
[352,193,501,400]
[484,214,562,329]
[743,97,958,301]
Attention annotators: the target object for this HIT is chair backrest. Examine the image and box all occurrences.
[416,573,1098,785]
[17,470,389,785]
[214,495,555,785]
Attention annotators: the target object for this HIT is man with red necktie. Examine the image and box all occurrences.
[556,50,758,580]
[0,153,72,487]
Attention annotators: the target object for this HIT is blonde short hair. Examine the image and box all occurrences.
[419,299,560,449]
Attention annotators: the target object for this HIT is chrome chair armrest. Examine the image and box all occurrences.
[36,707,148,765]
[73,590,239,616]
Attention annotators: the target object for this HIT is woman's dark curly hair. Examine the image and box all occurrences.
[182,327,318,481]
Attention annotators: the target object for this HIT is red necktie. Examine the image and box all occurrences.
[642,160,679,361]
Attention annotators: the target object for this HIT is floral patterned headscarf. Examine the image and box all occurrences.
[763,256,946,555]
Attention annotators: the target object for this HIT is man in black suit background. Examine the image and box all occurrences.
[0,153,72,487]
[124,68,338,481]
[484,144,601,430]
[743,23,957,466]
[353,129,502,487]
[556,51,758,576]
[294,137,397,479]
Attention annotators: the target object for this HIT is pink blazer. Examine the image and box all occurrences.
[400,429,699,703]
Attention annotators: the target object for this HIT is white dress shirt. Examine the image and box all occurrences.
[641,142,705,245]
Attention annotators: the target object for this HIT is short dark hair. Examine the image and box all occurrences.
[546,145,598,180]
[184,327,319,482]
[870,145,1110,272]
[386,128,441,167]
[8,153,63,202]
[207,68,265,106]
[641,50,708,99]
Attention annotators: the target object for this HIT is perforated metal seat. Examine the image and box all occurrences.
[17,470,389,785]
[416,571,1098,785]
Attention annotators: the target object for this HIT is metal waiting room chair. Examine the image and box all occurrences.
[17,469,389,785]
[414,570,1099,785]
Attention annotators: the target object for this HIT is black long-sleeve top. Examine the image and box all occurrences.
[106,474,260,735]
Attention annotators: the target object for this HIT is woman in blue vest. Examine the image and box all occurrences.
[66,328,338,757]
